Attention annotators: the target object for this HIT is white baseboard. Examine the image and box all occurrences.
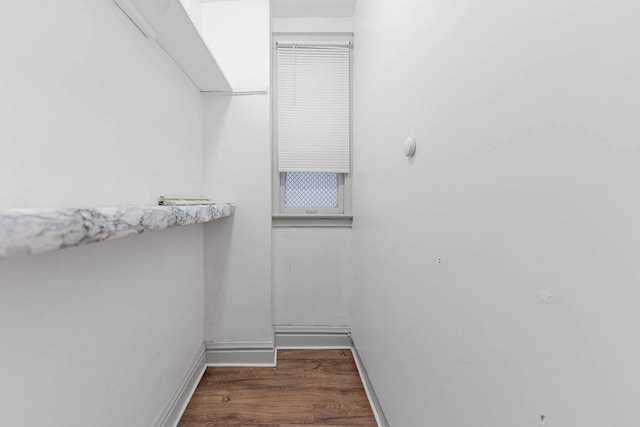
[274,325,352,348]
[351,343,390,427]
[205,341,276,366]
[156,343,206,427]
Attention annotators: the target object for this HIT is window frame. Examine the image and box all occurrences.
[271,33,353,227]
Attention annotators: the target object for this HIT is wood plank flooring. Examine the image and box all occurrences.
[178,349,376,427]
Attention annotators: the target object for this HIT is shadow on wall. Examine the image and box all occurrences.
[0,225,206,426]
[203,214,235,333]
[203,95,232,164]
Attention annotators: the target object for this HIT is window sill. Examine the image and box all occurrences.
[272,214,353,228]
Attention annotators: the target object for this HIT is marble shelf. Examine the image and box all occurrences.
[0,203,235,258]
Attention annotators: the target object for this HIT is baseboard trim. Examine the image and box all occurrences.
[156,343,206,427]
[351,343,390,427]
[205,341,277,366]
[274,325,352,348]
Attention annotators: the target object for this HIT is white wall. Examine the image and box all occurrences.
[270,18,353,330]
[351,1,640,426]
[0,1,205,426]
[0,228,204,427]
[202,94,272,345]
[0,2,204,209]
[201,0,273,346]
[180,0,202,31]
[201,1,353,341]
[272,17,353,33]
[273,228,351,327]
[202,0,270,90]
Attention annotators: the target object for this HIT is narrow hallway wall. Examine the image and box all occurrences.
[201,0,273,347]
[273,228,352,328]
[270,17,354,331]
[0,1,206,426]
[351,1,640,426]
[203,93,272,345]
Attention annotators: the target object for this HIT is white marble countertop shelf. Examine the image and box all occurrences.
[0,203,235,258]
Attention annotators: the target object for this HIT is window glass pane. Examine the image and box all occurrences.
[285,172,338,208]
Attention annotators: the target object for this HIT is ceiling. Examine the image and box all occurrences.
[271,0,357,18]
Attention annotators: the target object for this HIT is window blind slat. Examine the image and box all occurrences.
[276,45,350,173]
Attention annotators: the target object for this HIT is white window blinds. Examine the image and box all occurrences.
[276,43,351,173]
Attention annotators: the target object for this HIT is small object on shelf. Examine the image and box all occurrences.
[158,196,215,206]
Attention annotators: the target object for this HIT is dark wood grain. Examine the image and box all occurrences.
[178,349,376,427]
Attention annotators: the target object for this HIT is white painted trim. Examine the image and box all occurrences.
[156,343,206,427]
[205,341,277,367]
[113,0,157,39]
[274,325,353,348]
[203,87,269,96]
[272,214,353,228]
[274,325,351,334]
[351,344,390,427]
[205,340,274,350]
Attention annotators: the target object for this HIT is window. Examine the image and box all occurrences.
[272,35,353,227]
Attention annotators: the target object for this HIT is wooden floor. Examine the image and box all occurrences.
[178,349,376,427]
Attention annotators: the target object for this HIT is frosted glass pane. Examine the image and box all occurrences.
[285,172,338,208]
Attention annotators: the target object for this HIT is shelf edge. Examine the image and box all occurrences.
[0,203,235,258]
